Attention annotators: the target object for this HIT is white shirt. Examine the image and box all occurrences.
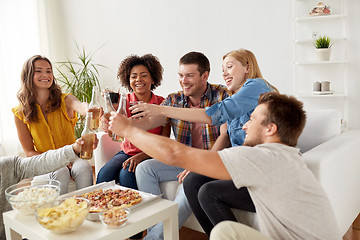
[219,143,340,240]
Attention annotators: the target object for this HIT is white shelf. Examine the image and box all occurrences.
[294,37,346,44]
[293,0,348,129]
[294,14,346,22]
[295,92,347,98]
[295,60,348,65]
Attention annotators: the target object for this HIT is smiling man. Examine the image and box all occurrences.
[133,51,228,240]
[110,92,340,240]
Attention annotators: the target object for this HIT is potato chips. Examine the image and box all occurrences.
[36,197,89,233]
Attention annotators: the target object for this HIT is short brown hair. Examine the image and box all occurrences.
[179,51,210,76]
[258,92,306,147]
[117,54,163,92]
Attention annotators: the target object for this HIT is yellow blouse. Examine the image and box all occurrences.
[12,93,78,153]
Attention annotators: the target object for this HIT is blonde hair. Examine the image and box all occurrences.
[223,49,278,92]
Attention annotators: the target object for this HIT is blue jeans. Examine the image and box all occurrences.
[96,151,137,190]
[135,159,184,195]
[135,159,192,240]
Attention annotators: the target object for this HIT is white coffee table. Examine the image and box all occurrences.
[3,197,179,240]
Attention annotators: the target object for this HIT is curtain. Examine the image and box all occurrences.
[0,0,41,155]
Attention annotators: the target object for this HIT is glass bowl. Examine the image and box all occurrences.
[34,197,89,234]
[5,179,60,215]
[99,207,130,228]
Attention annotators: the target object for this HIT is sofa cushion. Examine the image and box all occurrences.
[297,109,342,153]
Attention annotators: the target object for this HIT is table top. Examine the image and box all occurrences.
[3,197,178,240]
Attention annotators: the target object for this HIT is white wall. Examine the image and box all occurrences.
[41,0,360,129]
[346,0,360,130]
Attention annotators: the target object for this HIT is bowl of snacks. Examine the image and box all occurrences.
[35,197,89,233]
[5,179,60,215]
[99,207,130,228]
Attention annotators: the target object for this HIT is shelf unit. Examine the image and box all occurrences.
[292,0,348,128]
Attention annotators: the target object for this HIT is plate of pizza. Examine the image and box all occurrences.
[59,181,161,221]
[81,188,141,213]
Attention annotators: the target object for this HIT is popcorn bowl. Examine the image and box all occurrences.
[5,179,60,215]
[99,207,130,228]
[34,197,89,233]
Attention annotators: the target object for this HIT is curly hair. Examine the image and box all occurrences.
[117,54,163,92]
[17,55,62,122]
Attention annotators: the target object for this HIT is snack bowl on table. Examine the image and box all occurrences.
[99,207,130,228]
[5,179,61,215]
[34,197,90,233]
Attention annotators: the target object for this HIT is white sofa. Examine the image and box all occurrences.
[94,109,360,237]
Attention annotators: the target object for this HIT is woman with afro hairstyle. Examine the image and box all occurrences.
[96,53,170,190]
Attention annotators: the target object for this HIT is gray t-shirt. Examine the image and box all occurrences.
[219,143,340,240]
[0,145,78,239]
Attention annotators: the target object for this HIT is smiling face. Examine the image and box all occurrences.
[32,59,54,90]
[242,104,268,147]
[178,64,208,99]
[222,56,249,93]
[129,65,154,96]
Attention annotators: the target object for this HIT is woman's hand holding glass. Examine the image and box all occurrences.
[129,103,162,119]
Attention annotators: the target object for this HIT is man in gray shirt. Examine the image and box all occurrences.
[109,92,340,240]
[0,138,94,239]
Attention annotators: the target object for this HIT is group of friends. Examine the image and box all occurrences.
[0,49,340,240]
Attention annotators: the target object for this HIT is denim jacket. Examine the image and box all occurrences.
[206,78,274,146]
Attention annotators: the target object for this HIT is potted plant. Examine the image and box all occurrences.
[56,44,106,137]
[313,35,333,61]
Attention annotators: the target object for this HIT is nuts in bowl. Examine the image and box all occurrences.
[5,179,60,215]
[35,197,89,233]
[99,207,130,228]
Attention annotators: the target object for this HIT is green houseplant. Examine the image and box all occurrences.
[313,36,333,61]
[56,45,106,138]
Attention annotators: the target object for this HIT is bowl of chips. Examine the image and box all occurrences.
[5,179,61,215]
[35,197,89,233]
[99,207,130,228]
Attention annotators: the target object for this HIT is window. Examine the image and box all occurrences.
[0,0,40,155]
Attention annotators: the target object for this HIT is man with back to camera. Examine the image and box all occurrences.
[109,92,340,240]
[0,137,97,240]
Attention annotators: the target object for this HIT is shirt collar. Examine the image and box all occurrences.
[181,83,210,107]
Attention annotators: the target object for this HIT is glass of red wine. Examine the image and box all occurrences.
[130,101,144,119]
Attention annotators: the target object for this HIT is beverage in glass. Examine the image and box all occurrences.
[112,94,127,141]
[129,101,144,119]
[88,106,101,131]
[80,132,96,159]
[88,86,102,131]
[80,112,95,159]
